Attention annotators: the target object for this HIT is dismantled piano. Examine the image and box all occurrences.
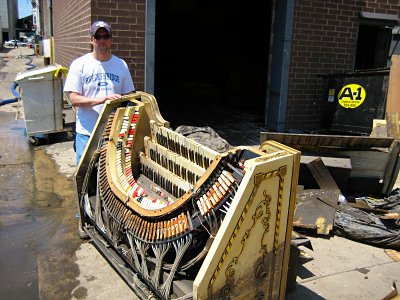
[75,92,300,300]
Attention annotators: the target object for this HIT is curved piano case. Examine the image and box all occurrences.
[75,92,300,300]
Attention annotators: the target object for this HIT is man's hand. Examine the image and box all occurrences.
[101,94,122,102]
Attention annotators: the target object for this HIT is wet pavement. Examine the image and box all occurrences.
[0,110,80,299]
[0,46,133,300]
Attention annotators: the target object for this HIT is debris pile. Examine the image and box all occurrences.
[261,131,400,250]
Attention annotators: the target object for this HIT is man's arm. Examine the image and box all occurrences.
[68,92,123,107]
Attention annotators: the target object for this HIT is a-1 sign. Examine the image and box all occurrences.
[338,83,366,108]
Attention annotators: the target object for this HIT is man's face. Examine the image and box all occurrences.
[91,28,112,52]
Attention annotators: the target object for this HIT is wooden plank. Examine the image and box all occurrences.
[300,156,351,192]
[301,149,387,179]
[371,119,400,138]
[382,140,400,195]
[385,156,400,195]
[386,112,400,139]
[386,55,400,114]
[301,155,351,169]
[294,189,337,235]
[340,150,388,178]
[306,157,341,191]
[371,119,388,138]
[260,132,394,149]
[299,158,341,235]
[261,132,397,195]
[384,249,400,262]
[316,196,375,224]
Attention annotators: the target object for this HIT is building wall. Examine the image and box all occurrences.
[0,15,2,47]
[10,0,17,37]
[32,0,41,38]
[53,0,93,67]
[0,0,8,30]
[52,0,145,90]
[287,0,400,131]
[1,0,18,40]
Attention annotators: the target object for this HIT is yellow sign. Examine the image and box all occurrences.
[338,84,366,108]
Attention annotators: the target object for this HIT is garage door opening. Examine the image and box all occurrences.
[154,0,272,145]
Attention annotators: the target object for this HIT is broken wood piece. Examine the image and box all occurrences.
[379,212,400,220]
[306,157,342,192]
[381,281,399,300]
[386,55,400,117]
[386,112,400,139]
[384,249,400,262]
[382,140,400,195]
[294,189,337,235]
[260,132,394,150]
[339,149,388,178]
[260,132,400,195]
[371,119,390,138]
[300,155,351,192]
[297,157,347,234]
[348,201,390,214]
[371,119,400,138]
[350,199,400,219]
[316,196,374,224]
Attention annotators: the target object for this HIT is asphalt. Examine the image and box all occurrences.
[0,46,399,300]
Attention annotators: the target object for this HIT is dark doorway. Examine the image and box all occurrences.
[154,0,271,145]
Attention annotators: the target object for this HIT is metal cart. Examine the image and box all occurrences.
[15,64,74,145]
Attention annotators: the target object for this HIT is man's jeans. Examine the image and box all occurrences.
[75,133,90,166]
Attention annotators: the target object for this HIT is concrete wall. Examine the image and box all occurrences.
[1,0,18,40]
[52,0,145,91]
[286,0,400,131]
[0,0,8,30]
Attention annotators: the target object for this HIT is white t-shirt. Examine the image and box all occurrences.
[64,53,135,136]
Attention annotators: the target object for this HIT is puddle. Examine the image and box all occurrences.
[0,111,81,299]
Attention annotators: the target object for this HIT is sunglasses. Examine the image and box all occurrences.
[93,34,112,40]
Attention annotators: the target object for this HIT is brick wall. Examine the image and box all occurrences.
[287,0,400,131]
[52,0,92,68]
[52,0,145,90]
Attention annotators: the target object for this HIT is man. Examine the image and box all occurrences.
[64,20,135,238]
[64,20,135,166]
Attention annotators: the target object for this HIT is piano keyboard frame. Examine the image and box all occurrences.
[75,92,300,300]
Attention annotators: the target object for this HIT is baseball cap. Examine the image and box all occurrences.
[90,21,112,36]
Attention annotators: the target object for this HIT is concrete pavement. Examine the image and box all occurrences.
[286,236,400,299]
[0,46,399,299]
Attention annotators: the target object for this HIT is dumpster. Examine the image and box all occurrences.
[320,69,389,135]
[15,64,71,144]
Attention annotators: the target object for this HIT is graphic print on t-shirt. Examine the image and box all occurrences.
[84,72,121,93]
